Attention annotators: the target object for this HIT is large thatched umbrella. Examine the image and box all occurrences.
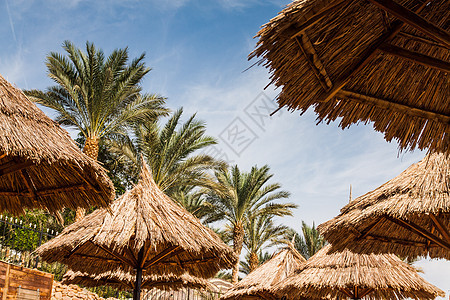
[62,269,210,291]
[220,244,306,300]
[318,152,450,260]
[251,0,449,154]
[35,162,236,300]
[0,74,114,214]
[273,245,445,300]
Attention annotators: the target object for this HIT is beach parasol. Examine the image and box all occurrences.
[62,269,210,291]
[272,245,445,300]
[250,0,450,154]
[318,152,450,259]
[220,244,306,300]
[0,74,114,214]
[35,162,236,300]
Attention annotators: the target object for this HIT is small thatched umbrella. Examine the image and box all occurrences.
[220,244,306,300]
[319,152,450,259]
[251,0,450,154]
[35,162,236,300]
[273,245,445,300]
[62,269,210,291]
[0,74,114,214]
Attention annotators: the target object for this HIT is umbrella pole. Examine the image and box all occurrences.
[134,248,145,300]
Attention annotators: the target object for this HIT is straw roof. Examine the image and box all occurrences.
[272,245,445,300]
[319,152,450,259]
[251,0,450,154]
[35,162,236,278]
[0,74,114,214]
[62,269,210,291]
[220,245,306,300]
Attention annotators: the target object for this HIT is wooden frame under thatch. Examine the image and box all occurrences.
[35,162,236,300]
[272,245,445,300]
[62,269,210,291]
[318,152,450,259]
[251,0,449,154]
[0,74,114,214]
[220,244,306,300]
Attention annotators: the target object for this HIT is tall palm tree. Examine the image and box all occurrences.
[240,251,271,275]
[206,165,297,283]
[244,214,289,272]
[25,41,168,221]
[170,187,215,222]
[284,221,326,259]
[107,108,226,195]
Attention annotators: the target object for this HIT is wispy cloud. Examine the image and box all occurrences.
[5,0,16,42]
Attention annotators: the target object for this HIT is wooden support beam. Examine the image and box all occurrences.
[123,247,138,267]
[367,0,450,48]
[295,34,333,91]
[378,43,450,72]
[340,288,354,298]
[429,214,450,243]
[365,233,432,247]
[318,1,430,102]
[385,216,450,250]
[91,241,135,268]
[337,90,450,124]
[71,253,121,264]
[20,170,39,205]
[287,0,347,39]
[143,246,182,269]
[0,153,7,160]
[358,217,385,239]
[398,31,449,49]
[0,160,34,177]
[0,184,88,197]
[359,288,374,298]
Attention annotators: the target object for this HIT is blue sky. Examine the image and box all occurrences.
[1,0,448,295]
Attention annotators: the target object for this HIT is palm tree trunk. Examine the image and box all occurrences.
[232,222,244,284]
[75,136,100,222]
[249,251,259,272]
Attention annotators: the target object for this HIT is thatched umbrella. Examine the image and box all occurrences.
[272,245,445,300]
[35,162,236,300]
[62,269,210,291]
[251,0,450,154]
[220,244,306,300]
[0,74,114,214]
[318,152,450,259]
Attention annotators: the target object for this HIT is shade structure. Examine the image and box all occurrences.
[62,269,210,291]
[272,245,445,300]
[35,162,236,300]
[318,152,450,259]
[221,244,306,300]
[251,0,450,154]
[0,74,114,214]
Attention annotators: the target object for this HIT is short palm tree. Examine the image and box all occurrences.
[243,214,289,272]
[25,41,169,221]
[206,165,297,283]
[240,251,272,275]
[284,221,326,259]
[107,108,226,195]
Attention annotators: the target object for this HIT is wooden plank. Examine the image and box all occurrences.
[365,233,432,247]
[143,246,182,269]
[367,0,450,48]
[0,160,34,178]
[398,31,448,49]
[378,43,450,72]
[2,264,10,300]
[429,214,450,243]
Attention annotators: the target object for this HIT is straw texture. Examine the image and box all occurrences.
[251,0,449,154]
[62,269,210,291]
[35,162,236,278]
[272,245,445,300]
[221,245,306,300]
[0,74,114,214]
[319,153,450,259]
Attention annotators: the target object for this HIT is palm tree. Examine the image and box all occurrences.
[243,214,289,272]
[284,221,326,259]
[240,251,272,275]
[170,188,215,222]
[107,108,226,195]
[206,165,297,283]
[25,41,168,220]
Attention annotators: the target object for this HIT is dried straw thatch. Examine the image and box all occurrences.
[319,152,450,259]
[221,245,306,300]
[62,269,210,291]
[36,162,235,282]
[251,0,450,154]
[272,245,445,300]
[0,74,114,214]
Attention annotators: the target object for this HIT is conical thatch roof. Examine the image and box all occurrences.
[272,245,445,300]
[221,245,306,300]
[251,0,449,154]
[319,152,450,259]
[62,269,210,291]
[35,162,236,278]
[0,74,114,214]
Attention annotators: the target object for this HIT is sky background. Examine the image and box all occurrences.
[1,0,449,296]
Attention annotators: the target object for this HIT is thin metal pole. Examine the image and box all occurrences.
[134,248,145,300]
